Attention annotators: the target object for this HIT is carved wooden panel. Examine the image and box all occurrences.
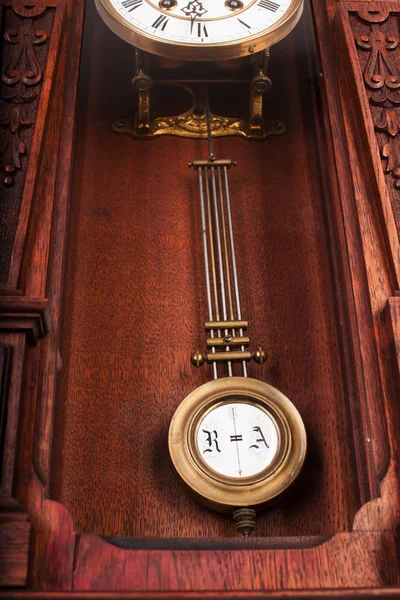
[336,3,400,288]
[354,10,400,195]
[0,1,55,285]
[351,7,400,274]
[1,1,51,188]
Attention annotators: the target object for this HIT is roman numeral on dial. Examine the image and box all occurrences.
[152,14,169,30]
[258,0,280,11]
[197,23,208,38]
[121,0,143,11]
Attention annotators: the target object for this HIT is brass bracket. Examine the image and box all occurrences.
[113,48,286,141]
[190,347,267,367]
[113,110,285,141]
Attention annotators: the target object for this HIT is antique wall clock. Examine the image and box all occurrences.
[2,0,400,593]
[94,0,307,535]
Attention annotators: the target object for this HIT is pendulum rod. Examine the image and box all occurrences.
[206,86,232,377]
[190,86,267,376]
[198,168,218,380]
[223,165,247,377]
[204,88,224,377]
[209,164,233,377]
[218,169,234,323]
[205,168,220,326]
[218,168,235,377]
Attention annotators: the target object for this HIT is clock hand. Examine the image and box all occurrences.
[181,0,208,34]
[190,14,196,35]
[231,407,242,476]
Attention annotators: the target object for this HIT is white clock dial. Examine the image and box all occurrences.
[106,0,297,48]
[196,401,279,479]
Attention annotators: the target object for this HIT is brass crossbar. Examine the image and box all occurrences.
[190,159,236,169]
[206,337,250,348]
[205,320,248,330]
[206,351,252,363]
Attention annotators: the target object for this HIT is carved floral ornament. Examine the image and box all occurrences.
[0,0,48,187]
[355,9,400,190]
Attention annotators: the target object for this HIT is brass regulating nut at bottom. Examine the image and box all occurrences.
[233,508,256,536]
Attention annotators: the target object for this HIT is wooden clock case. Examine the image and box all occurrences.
[1,0,400,596]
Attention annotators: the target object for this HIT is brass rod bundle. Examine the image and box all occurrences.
[194,160,248,377]
[190,86,254,377]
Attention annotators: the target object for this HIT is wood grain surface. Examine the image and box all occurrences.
[71,531,399,591]
[49,3,359,539]
[0,512,30,587]
[3,593,400,600]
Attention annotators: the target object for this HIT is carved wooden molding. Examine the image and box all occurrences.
[0,297,50,344]
[354,9,400,191]
[335,3,400,289]
[0,0,66,292]
[0,0,52,188]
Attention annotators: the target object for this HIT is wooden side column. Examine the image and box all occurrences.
[0,0,77,589]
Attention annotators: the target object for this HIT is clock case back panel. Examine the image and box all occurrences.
[49,1,363,541]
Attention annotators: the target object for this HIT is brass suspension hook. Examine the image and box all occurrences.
[203,84,216,162]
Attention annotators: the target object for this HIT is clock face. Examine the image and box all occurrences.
[96,0,303,60]
[197,401,279,479]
